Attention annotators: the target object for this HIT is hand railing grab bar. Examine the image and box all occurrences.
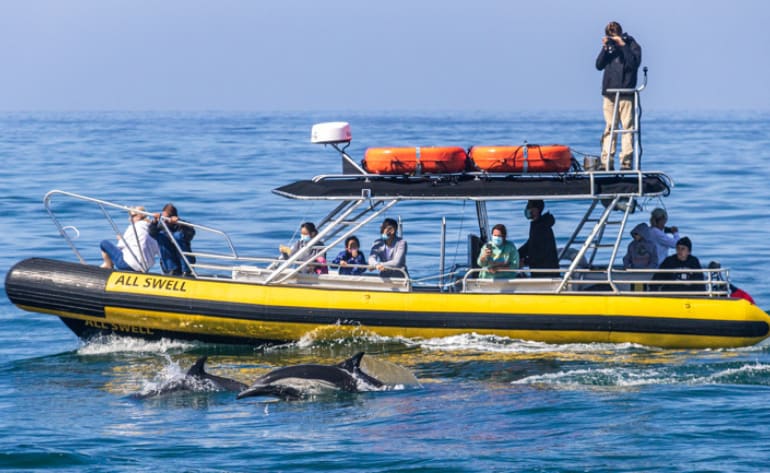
[43,190,238,274]
[603,66,648,171]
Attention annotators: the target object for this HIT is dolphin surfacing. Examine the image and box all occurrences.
[236,352,385,401]
[132,356,248,399]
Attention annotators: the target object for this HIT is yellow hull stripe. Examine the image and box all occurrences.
[105,272,768,322]
[18,303,768,349]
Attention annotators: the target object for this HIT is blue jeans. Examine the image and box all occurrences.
[100,240,132,271]
[156,230,192,274]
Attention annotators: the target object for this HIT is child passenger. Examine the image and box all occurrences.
[332,236,367,275]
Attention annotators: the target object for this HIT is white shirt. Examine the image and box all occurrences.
[118,219,160,272]
[648,226,680,266]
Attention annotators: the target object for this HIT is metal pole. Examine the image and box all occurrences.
[439,216,446,289]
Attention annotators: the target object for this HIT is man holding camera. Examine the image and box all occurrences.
[595,21,642,170]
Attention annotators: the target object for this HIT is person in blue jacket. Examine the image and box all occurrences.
[149,203,195,276]
[332,236,367,275]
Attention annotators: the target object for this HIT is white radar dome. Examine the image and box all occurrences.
[311,122,351,144]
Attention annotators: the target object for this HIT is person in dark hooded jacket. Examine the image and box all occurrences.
[518,200,559,277]
[595,21,642,170]
[622,222,658,269]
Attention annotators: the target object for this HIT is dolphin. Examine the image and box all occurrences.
[132,355,248,398]
[236,352,384,401]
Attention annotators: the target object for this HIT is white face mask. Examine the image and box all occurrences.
[491,236,503,247]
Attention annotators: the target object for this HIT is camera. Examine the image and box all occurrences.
[605,37,617,54]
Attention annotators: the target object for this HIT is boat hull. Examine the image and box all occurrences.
[6,258,770,348]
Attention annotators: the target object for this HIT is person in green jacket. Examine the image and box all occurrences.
[477,224,519,279]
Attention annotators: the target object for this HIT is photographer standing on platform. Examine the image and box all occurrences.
[595,21,642,170]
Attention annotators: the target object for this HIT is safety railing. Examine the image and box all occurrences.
[44,190,238,277]
[459,265,732,297]
[602,66,648,171]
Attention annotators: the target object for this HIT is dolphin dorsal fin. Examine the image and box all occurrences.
[337,352,365,372]
[187,356,209,377]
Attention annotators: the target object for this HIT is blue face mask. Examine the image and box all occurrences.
[382,232,391,240]
[300,234,311,243]
[524,208,533,220]
[491,236,503,247]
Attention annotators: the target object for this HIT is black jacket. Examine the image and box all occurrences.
[518,212,559,270]
[652,254,704,292]
[595,33,642,96]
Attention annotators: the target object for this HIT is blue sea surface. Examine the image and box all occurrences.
[2,110,770,472]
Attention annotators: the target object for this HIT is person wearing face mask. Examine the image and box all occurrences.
[477,224,519,279]
[518,200,559,277]
[332,235,367,275]
[368,218,408,278]
[279,222,327,274]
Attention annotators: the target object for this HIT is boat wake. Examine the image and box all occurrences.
[413,333,645,354]
[512,361,770,388]
[77,334,196,356]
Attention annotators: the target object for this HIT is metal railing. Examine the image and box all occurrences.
[459,265,731,297]
[603,66,648,171]
[44,190,237,277]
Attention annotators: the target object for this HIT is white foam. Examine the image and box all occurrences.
[133,354,223,397]
[512,361,770,389]
[513,366,669,388]
[413,332,644,354]
[77,334,196,355]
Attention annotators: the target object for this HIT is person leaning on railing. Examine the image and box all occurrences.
[100,206,160,272]
[368,218,408,278]
[477,224,519,279]
[149,203,195,276]
[332,236,367,275]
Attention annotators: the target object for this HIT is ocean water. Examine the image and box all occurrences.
[2,110,770,472]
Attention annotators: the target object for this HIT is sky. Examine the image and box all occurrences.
[2,0,769,112]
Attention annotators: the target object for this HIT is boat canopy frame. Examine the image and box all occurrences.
[42,181,731,299]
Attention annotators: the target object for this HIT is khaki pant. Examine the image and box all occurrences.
[600,95,635,169]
